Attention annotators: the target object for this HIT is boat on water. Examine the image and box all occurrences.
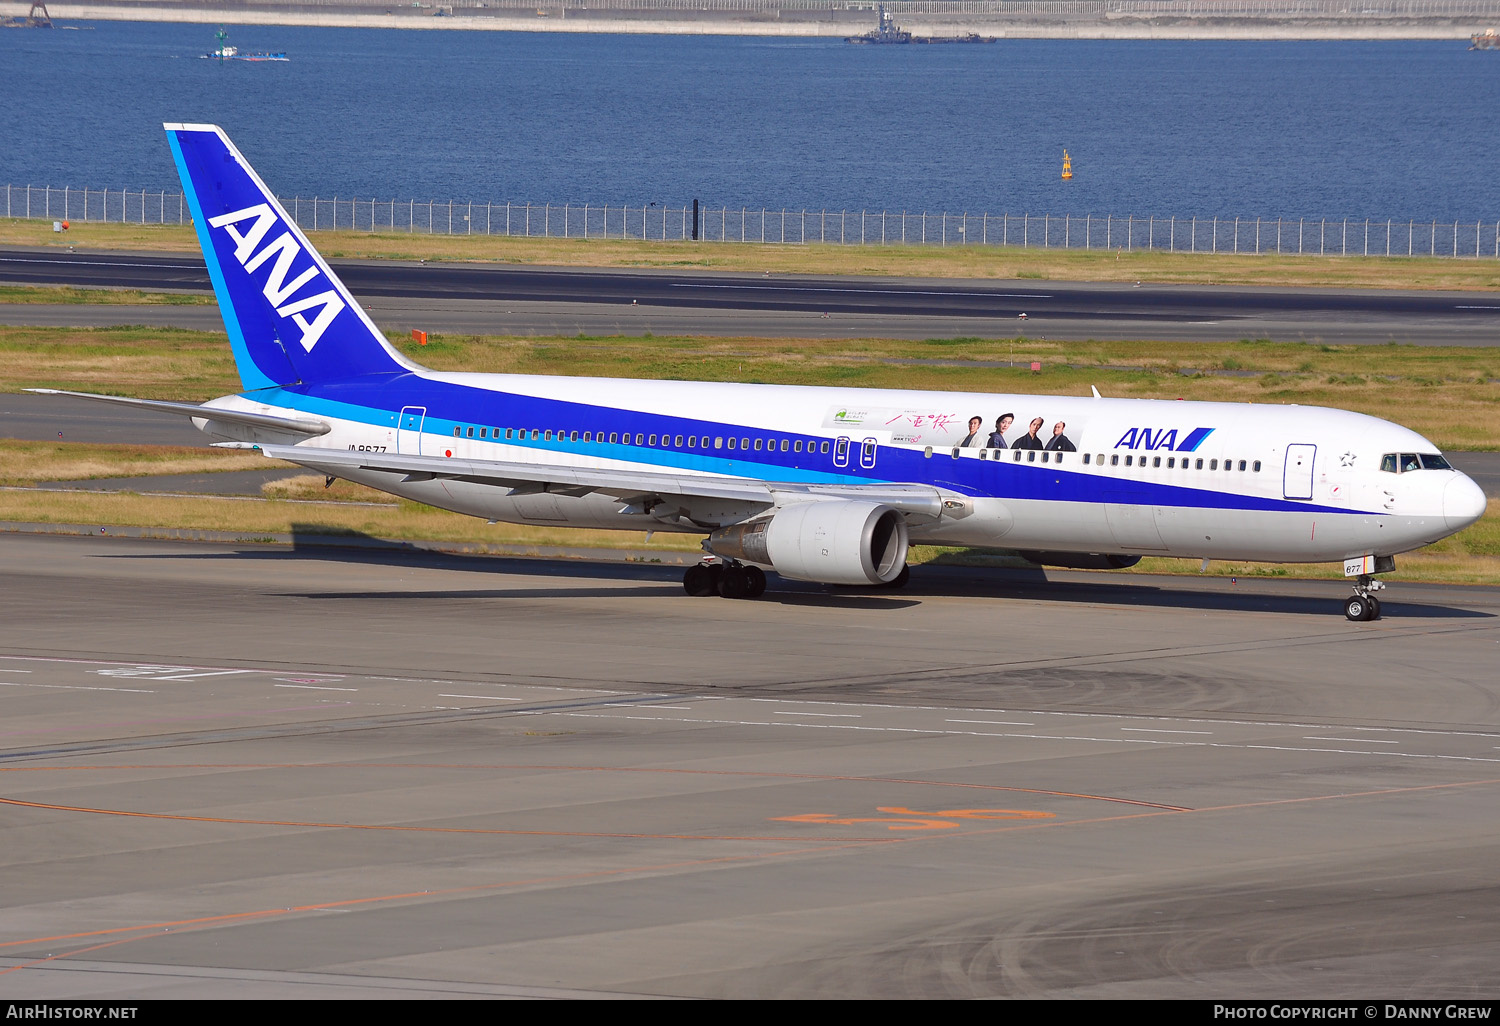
[846,5,995,44]
[202,28,288,61]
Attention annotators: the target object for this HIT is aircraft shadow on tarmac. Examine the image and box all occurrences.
[88,525,1492,619]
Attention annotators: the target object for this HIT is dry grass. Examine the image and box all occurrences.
[0,440,275,486]
[4,218,1499,291]
[0,487,703,553]
[0,285,211,305]
[6,326,1500,449]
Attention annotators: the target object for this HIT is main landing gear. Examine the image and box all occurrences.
[1344,574,1385,621]
[683,559,767,599]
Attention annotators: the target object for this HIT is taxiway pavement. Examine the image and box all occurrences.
[2,532,1498,998]
[4,248,1500,344]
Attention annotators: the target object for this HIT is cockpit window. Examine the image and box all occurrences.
[1382,452,1453,473]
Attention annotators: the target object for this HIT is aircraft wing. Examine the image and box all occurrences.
[27,389,332,436]
[256,444,946,523]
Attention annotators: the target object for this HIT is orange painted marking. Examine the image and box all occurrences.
[774,807,1057,831]
[773,813,960,831]
[877,806,1056,821]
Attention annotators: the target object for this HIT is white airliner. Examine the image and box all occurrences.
[34,125,1488,621]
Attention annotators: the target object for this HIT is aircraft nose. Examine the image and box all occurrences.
[1444,473,1488,532]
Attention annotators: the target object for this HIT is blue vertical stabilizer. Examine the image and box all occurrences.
[165,123,411,391]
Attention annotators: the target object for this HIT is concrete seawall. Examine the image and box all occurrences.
[3,2,1493,39]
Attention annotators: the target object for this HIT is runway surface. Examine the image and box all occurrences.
[4,247,1500,344]
[2,532,1499,998]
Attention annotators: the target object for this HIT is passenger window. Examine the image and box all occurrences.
[1253,460,1261,472]
[1124,455,1132,467]
[952,447,960,459]
[648,434,657,446]
[505,428,514,439]
[634,433,644,445]
[754,439,763,451]
[1210,459,1218,470]
[1153,456,1161,468]
[1027,451,1036,463]
[714,436,723,449]
[1055,453,1064,464]
[1195,458,1204,470]
[1167,457,1175,468]
[570,431,579,442]
[924,446,933,459]
[1238,460,1246,471]
[674,434,683,447]
[780,439,789,452]
[794,440,803,453]
[979,449,988,460]
[1014,450,1023,462]
[479,427,487,438]
[1083,453,1091,464]
[820,441,830,454]
[609,432,618,444]
[687,436,696,448]
[1110,454,1119,466]
[741,437,750,450]
[531,429,540,441]
[453,427,461,437]
[727,437,737,450]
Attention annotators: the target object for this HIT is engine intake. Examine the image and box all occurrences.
[708,500,909,586]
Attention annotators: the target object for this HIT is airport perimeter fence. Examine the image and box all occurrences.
[227,0,1500,14]
[8,183,1500,260]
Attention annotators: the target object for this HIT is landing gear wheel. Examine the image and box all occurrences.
[718,565,750,599]
[879,564,911,590]
[683,564,716,597]
[743,565,767,598]
[1346,573,1387,622]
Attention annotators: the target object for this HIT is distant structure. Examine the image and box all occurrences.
[1471,28,1500,48]
[846,5,995,45]
[1,2,53,28]
[1062,150,1073,180]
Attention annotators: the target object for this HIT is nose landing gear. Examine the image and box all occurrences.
[1344,574,1385,621]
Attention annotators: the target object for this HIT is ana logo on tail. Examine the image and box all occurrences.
[207,203,346,353]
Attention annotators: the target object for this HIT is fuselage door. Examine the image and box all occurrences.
[1283,443,1316,499]
[833,436,850,468]
[860,437,878,469]
[398,406,426,455]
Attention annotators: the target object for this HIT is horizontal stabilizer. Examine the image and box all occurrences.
[28,389,331,436]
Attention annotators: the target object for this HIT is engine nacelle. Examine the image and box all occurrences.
[1018,550,1142,570]
[707,500,909,586]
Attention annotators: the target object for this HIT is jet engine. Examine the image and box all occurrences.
[707,500,909,586]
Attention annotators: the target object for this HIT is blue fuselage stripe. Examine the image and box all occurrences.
[276,375,1360,516]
